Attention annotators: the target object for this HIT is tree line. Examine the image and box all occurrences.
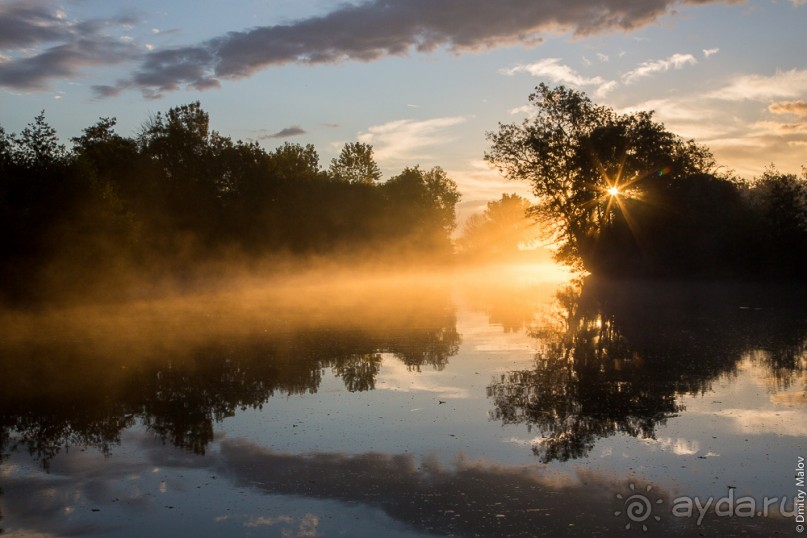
[0,103,460,302]
[486,84,807,280]
[3,88,806,304]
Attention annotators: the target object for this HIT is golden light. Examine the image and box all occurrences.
[607,186,620,197]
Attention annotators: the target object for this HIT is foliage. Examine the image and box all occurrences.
[382,166,461,252]
[11,111,68,169]
[744,166,807,277]
[487,84,805,279]
[328,142,382,184]
[459,193,536,258]
[0,105,462,303]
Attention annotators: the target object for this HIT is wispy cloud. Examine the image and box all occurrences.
[769,100,807,118]
[751,120,807,136]
[358,116,467,163]
[703,47,719,58]
[509,105,533,115]
[708,69,807,101]
[501,58,616,97]
[260,126,307,139]
[502,58,604,85]
[622,53,698,84]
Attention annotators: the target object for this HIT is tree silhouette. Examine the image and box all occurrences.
[11,111,67,169]
[328,142,382,184]
[745,166,807,277]
[381,166,461,253]
[484,84,769,278]
[459,193,535,259]
[0,103,466,302]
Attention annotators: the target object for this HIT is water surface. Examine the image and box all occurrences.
[1,265,805,536]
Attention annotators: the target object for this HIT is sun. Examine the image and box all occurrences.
[607,186,620,197]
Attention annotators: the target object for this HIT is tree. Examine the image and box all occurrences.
[0,126,11,169]
[138,102,211,181]
[422,166,461,238]
[328,142,382,184]
[459,193,535,258]
[11,111,67,169]
[745,165,807,277]
[268,142,322,182]
[485,84,716,270]
[383,166,461,252]
[72,117,140,182]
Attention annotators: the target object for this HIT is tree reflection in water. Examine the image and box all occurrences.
[487,279,807,462]
[0,286,460,469]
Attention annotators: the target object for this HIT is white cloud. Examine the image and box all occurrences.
[703,47,719,58]
[509,104,533,115]
[708,69,807,101]
[501,58,616,97]
[622,98,704,122]
[502,58,603,86]
[358,116,467,163]
[622,53,698,84]
[595,80,619,97]
[597,52,609,63]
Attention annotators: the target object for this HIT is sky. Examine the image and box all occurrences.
[1,0,806,218]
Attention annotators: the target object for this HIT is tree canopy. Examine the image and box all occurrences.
[328,142,382,184]
[486,84,806,279]
[458,193,536,259]
[0,104,462,304]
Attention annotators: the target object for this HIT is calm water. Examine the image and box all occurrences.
[1,264,805,537]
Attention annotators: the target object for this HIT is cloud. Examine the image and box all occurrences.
[622,53,698,84]
[260,126,307,139]
[709,69,807,101]
[501,58,616,97]
[0,1,139,90]
[509,105,533,115]
[358,116,467,162]
[751,120,807,136]
[769,100,807,118]
[502,58,603,85]
[0,39,138,91]
[87,0,739,97]
[703,47,719,58]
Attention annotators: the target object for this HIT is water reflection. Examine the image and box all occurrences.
[487,279,807,462]
[0,276,460,468]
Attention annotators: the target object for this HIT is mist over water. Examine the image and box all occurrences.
[1,261,804,536]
